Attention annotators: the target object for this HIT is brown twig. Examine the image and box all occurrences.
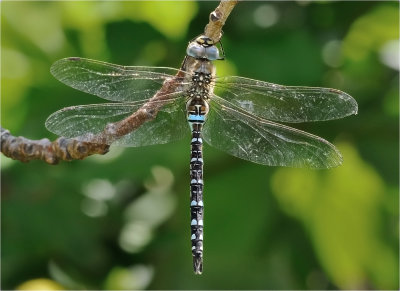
[97,71,187,144]
[1,0,238,164]
[204,0,238,42]
[1,127,109,165]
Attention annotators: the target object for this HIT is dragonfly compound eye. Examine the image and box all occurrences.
[187,35,220,60]
[187,41,221,61]
[187,42,206,59]
[205,46,221,61]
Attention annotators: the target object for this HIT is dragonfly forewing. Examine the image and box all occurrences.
[51,57,190,102]
[214,76,358,123]
[203,95,343,169]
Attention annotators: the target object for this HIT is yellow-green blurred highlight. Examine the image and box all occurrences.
[104,265,154,290]
[271,142,398,289]
[119,166,176,254]
[16,278,64,290]
[343,5,398,62]
[59,1,197,58]
[1,48,32,131]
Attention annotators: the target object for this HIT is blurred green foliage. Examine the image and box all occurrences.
[1,1,398,290]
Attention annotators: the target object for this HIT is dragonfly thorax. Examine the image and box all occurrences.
[186,72,211,119]
[187,72,212,100]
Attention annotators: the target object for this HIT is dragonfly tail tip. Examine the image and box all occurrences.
[193,256,203,275]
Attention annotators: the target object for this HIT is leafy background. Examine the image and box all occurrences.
[1,1,398,290]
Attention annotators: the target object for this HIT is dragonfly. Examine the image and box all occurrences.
[46,34,358,274]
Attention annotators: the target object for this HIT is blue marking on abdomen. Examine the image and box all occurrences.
[188,114,205,122]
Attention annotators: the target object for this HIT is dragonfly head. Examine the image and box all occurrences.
[187,35,222,61]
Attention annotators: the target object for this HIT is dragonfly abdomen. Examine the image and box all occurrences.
[189,123,205,274]
[188,111,207,274]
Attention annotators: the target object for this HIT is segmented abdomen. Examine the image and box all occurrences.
[189,121,205,274]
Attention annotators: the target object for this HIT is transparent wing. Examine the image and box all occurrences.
[203,95,343,169]
[51,57,190,102]
[45,96,189,147]
[214,76,358,123]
